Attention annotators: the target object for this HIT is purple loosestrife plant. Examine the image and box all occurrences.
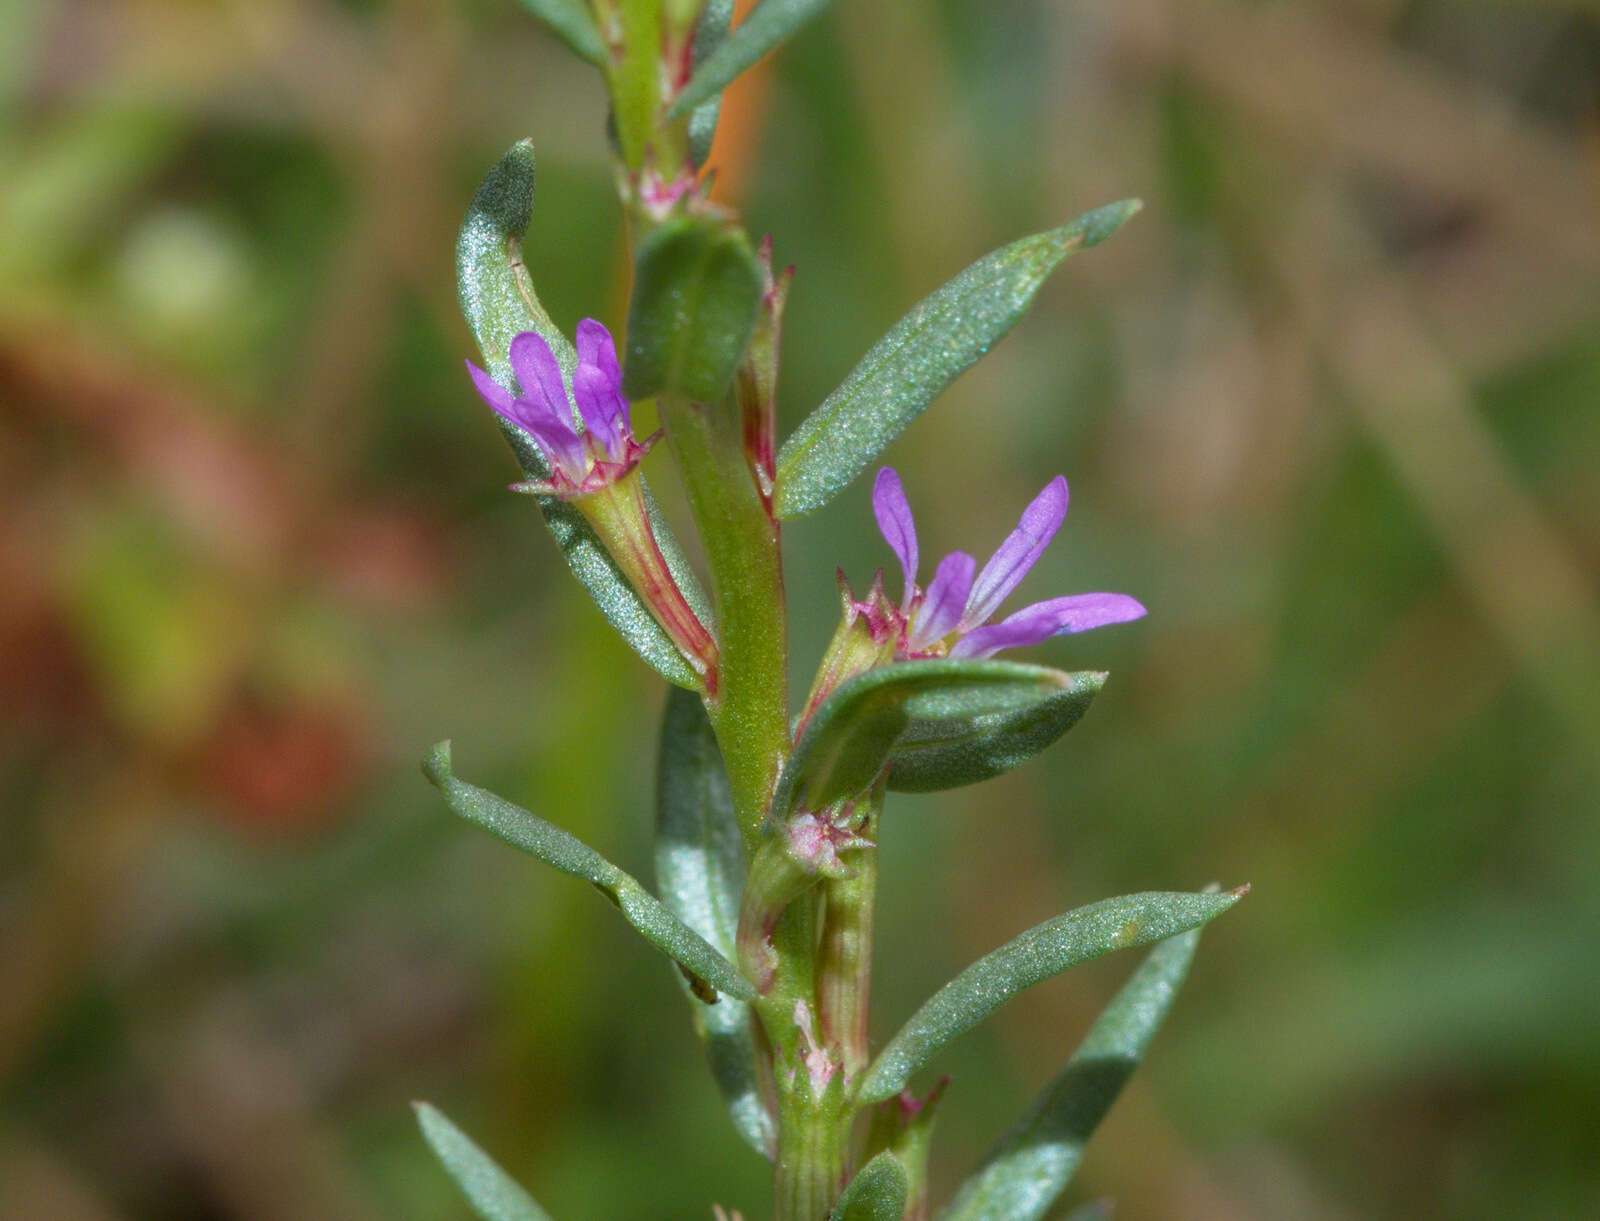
[417,5,1244,1220]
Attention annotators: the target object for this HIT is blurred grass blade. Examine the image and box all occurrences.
[623,214,764,403]
[772,201,1142,519]
[774,660,1087,820]
[688,0,735,166]
[829,1151,910,1221]
[414,1102,553,1221]
[1060,1204,1113,1221]
[938,928,1206,1221]
[886,670,1104,793]
[669,0,837,119]
[654,688,776,1157]
[458,141,711,689]
[515,0,604,64]
[423,740,754,1002]
[859,889,1242,1103]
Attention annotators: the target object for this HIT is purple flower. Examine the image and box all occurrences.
[466,320,657,497]
[869,467,1145,660]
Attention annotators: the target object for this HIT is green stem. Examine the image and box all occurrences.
[818,802,878,1080]
[659,389,789,847]
[774,1062,851,1221]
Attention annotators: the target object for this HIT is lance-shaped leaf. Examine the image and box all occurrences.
[414,1102,553,1221]
[623,214,764,404]
[773,201,1142,519]
[937,927,1206,1221]
[669,0,838,119]
[830,1151,910,1221]
[515,0,604,65]
[886,670,1105,793]
[655,688,776,1157]
[858,889,1243,1103]
[688,0,735,167]
[424,741,754,1003]
[458,141,711,689]
[774,660,1085,821]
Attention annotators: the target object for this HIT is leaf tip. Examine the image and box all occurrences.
[422,740,454,788]
[1079,198,1143,248]
[1228,881,1252,901]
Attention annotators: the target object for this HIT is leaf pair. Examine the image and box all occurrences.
[774,660,1105,821]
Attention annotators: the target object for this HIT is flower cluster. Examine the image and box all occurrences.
[466,320,656,498]
[868,466,1146,660]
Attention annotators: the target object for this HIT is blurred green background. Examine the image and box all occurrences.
[3,1,1598,1218]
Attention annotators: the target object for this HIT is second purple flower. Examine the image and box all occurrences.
[869,467,1146,660]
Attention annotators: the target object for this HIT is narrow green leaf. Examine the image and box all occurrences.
[774,660,1082,820]
[414,1102,552,1221]
[886,670,1104,793]
[772,201,1143,519]
[688,0,736,167]
[423,740,754,1002]
[830,1151,910,1221]
[514,0,605,65]
[938,929,1205,1221]
[858,889,1242,1103]
[654,688,776,1157]
[623,214,764,403]
[669,0,837,119]
[457,142,711,689]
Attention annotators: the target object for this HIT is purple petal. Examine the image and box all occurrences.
[949,592,1146,660]
[514,397,586,475]
[872,468,918,609]
[573,319,628,457]
[575,319,625,394]
[469,357,583,472]
[509,331,572,422]
[466,360,515,417]
[909,551,975,651]
[961,476,1069,629]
